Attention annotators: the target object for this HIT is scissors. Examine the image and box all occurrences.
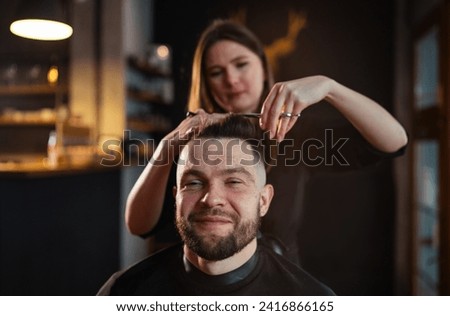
[186,111,301,118]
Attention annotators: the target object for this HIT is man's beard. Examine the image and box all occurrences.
[176,207,261,261]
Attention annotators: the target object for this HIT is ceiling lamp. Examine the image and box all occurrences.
[9,0,73,41]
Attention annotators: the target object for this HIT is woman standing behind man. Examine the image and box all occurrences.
[125,19,408,266]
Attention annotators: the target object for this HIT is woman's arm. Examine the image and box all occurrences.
[125,139,174,236]
[260,75,408,152]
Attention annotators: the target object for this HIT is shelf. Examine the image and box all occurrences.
[127,56,171,78]
[0,108,57,127]
[127,88,169,105]
[126,50,174,138]
[0,120,56,127]
[127,117,172,134]
[0,84,67,96]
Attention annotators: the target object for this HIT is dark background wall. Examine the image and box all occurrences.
[0,169,120,295]
[154,0,396,295]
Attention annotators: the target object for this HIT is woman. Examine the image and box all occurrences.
[125,19,408,263]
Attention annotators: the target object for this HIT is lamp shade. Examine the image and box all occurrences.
[10,0,73,41]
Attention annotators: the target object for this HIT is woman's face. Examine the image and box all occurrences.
[204,40,265,113]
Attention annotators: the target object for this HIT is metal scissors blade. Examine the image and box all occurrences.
[186,111,261,118]
[186,111,300,118]
[235,113,262,118]
[235,112,301,118]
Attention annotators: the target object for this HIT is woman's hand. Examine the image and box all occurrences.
[260,75,407,152]
[163,109,228,156]
[259,75,333,142]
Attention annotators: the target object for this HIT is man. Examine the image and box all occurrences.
[98,115,334,295]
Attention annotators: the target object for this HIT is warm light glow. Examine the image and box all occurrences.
[156,45,170,60]
[47,66,59,84]
[10,19,73,41]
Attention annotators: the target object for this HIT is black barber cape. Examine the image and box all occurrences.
[97,243,335,296]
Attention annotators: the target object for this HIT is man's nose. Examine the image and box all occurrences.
[200,184,226,207]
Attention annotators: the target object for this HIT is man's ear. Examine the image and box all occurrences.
[172,186,177,198]
[259,184,274,217]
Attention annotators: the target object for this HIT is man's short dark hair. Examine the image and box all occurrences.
[196,115,269,169]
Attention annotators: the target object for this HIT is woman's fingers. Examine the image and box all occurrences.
[261,83,288,138]
[275,92,295,141]
[261,82,303,141]
[183,111,229,137]
[274,115,300,142]
[259,85,278,130]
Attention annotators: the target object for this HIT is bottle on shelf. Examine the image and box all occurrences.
[47,130,60,168]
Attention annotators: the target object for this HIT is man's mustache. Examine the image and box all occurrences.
[188,208,238,223]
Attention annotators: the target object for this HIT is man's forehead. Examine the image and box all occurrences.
[177,137,266,185]
[181,165,255,181]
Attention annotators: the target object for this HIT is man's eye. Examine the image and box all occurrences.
[184,180,203,188]
[226,179,243,186]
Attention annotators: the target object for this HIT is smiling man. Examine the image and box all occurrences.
[98,115,334,295]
